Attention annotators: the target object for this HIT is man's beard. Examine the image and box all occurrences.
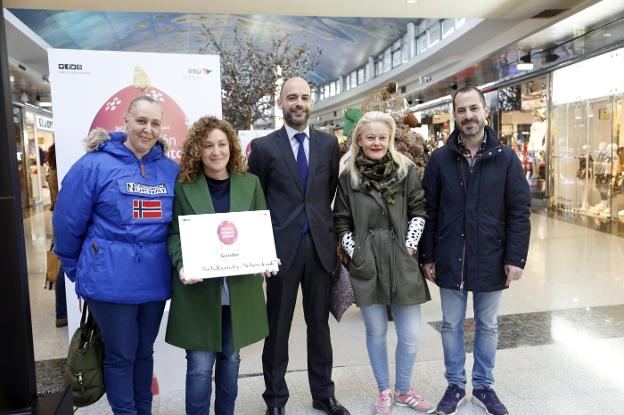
[459,119,485,138]
[284,107,310,129]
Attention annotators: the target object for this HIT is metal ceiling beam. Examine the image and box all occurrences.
[4,0,594,20]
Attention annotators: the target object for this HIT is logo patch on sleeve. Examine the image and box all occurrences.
[133,200,163,219]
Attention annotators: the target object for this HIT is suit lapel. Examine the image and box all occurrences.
[275,127,304,195]
[182,173,215,214]
[308,128,321,176]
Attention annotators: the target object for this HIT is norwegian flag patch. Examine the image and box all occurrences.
[133,199,163,219]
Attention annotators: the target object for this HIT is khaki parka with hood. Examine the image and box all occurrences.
[333,163,430,307]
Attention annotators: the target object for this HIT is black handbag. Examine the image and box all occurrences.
[65,303,105,407]
[329,264,355,322]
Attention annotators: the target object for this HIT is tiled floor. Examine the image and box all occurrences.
[26,209,624,414]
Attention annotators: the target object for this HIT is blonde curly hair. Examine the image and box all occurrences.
[179,116,246,183]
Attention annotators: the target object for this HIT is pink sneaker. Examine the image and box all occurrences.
[394,387,433,413]
[373,389,393,414]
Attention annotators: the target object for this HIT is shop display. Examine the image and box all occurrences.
[498,76,549,198]
[415,105,451,148]
[551,48,624,222]
[360,81,431,176]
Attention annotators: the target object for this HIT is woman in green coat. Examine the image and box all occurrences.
[166,116,271,415]
[333,111,432,414]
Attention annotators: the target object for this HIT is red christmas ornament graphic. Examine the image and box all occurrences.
[90,67,189,163]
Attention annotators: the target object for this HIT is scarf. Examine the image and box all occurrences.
[355,151,401,204]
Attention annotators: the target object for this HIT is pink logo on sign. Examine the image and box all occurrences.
[217,221,238,245]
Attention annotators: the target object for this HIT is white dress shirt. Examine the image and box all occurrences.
[284,124,310,165]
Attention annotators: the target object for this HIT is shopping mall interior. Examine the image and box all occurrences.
[1,0,624,414]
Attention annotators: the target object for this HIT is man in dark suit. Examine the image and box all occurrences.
[248,77,349,415]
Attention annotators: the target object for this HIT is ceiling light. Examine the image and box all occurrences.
[38,102,53,107]
[603,32,612,37]
[10,76,14,82]
[407,0,418,3]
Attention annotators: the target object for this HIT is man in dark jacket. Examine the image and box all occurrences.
[420,86,530,415]
[248,77,348,415]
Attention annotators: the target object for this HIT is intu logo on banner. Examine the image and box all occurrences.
[187,68,211,75]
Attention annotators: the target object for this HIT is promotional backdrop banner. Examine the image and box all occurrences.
[48,48,221,180]
[238,129,273,159]
[48,48,222,394]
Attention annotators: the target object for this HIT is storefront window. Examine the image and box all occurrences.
[497,75,549,199]
[13,105,29,212]
[383,48,392,73]
[416,34,427,54]
[427,21,441,47]
[551,48,624,221]
[18,108,56,211]
[416,103,452,147]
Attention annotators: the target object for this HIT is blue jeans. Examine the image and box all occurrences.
[88,300,166,415]
[55,266,67,319]
[439,288,502,389]
[360,303,422,392]
[186,306,240,415]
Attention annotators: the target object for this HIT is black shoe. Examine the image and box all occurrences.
[436,384,466,415]
[312,397,350,415]
[55,317,68,328]
[265,406,285,415]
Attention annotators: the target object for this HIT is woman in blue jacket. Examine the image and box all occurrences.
[54,95,179,414]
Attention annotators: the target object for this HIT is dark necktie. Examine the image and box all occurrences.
[294,132,309,233]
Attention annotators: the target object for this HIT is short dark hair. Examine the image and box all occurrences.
[452,86,486,112]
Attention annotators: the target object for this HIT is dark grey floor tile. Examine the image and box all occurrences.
[429,304,624,352]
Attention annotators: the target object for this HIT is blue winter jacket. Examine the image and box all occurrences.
[419,126,531,292]
[53,130,179,303]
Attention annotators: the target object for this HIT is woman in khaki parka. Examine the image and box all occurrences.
[333,111,431,415]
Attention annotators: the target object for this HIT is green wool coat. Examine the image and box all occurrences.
[333,164,431,306]
[165,171,269,351]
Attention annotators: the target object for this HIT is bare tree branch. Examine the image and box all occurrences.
[199,23,322,130]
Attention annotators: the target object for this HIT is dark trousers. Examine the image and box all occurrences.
[54,266,67,319]
[89,299,166,415]
[262,232,335,407]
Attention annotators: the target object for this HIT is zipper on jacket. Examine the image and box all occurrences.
[390,228,397,294]
[140,161,147,178]
[457,146,500,291]
[459,244,466,291]
[459,159,467,292]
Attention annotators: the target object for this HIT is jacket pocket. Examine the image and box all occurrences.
[348,232,376,281]
[478,216,506,279]
[76,237,107,296]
